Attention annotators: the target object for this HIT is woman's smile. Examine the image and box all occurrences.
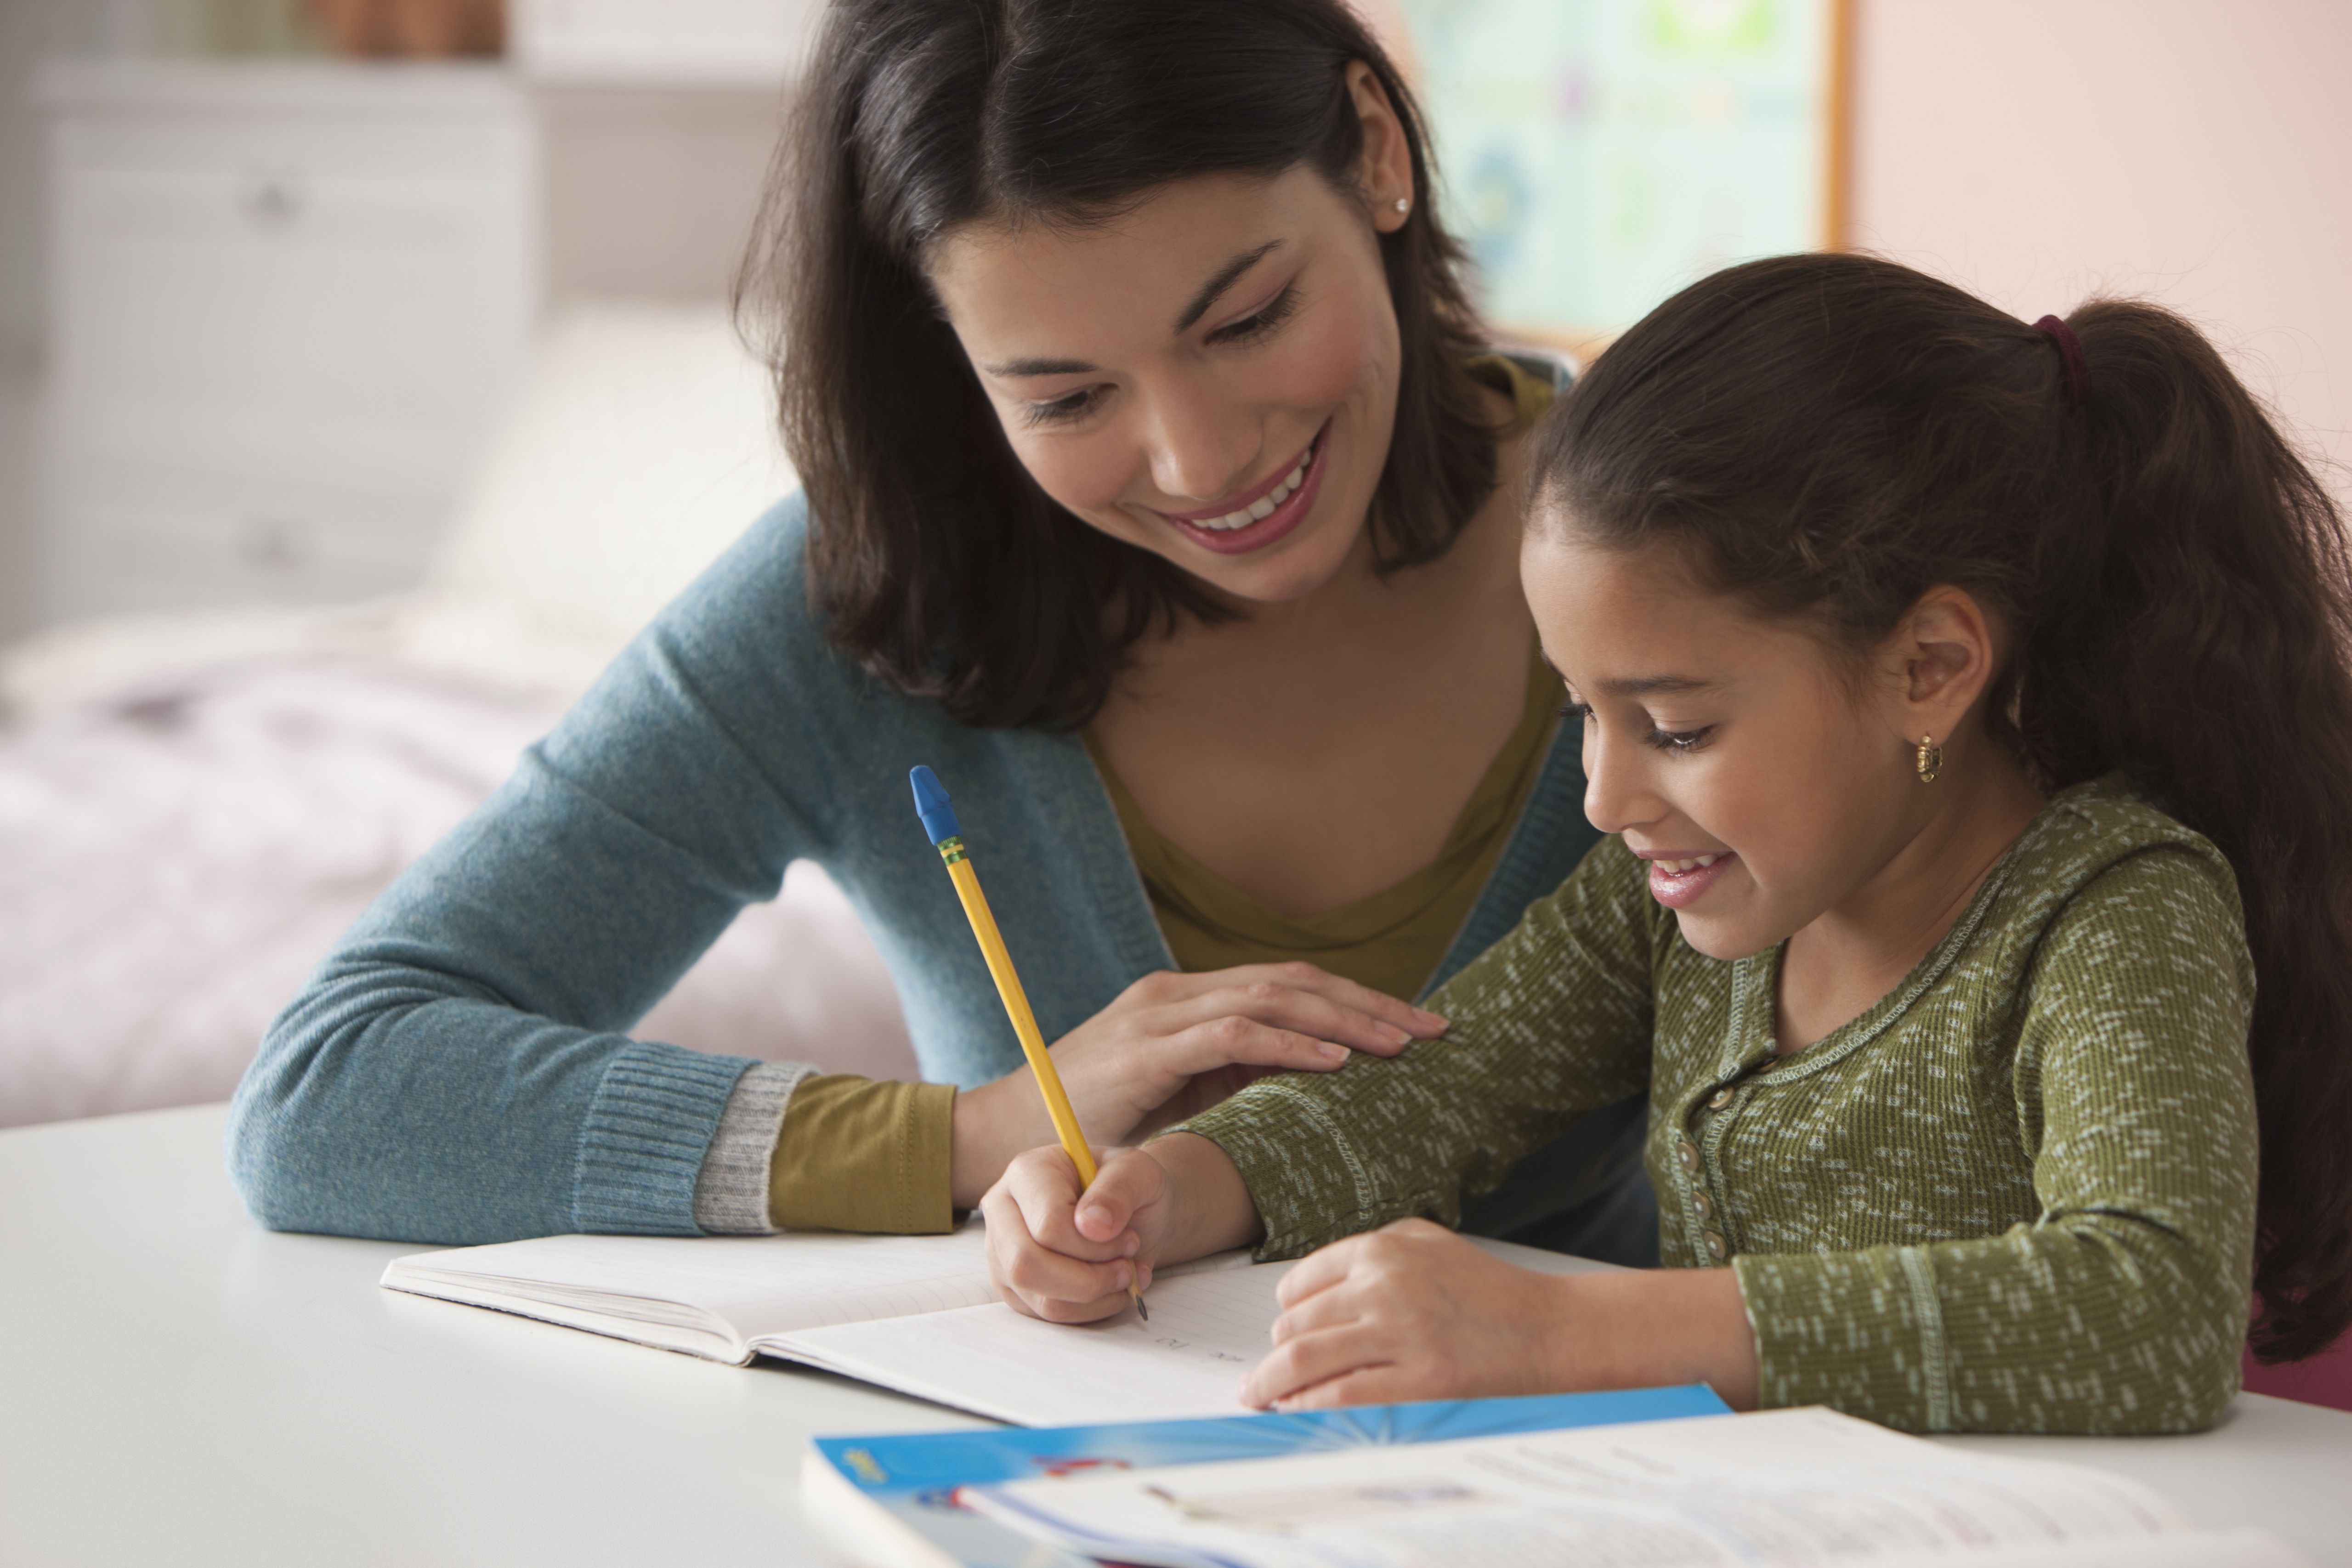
[1149,421,1332,556]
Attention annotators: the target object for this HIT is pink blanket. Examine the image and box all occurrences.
[0,659,914,1130]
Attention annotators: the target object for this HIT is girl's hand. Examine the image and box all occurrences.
[982,1143,1174,1323]
[951,965,1442,1206]
[1240,1221,1569,1409]
[982,1131,1263,1323]
[1239,1221,1762,1411]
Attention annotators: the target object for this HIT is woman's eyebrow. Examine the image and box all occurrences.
[1173,240,1283,334]
[983,354,1098,378]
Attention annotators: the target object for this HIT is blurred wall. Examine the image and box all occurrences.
[1848,0,2352,505]
[0,0,142,642]
[538,85,787,304]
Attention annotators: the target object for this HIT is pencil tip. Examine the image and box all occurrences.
[1136,1296,1149,1322]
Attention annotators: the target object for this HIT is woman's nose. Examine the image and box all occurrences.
[1140,381,1261,506]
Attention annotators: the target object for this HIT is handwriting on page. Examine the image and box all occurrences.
[773,1260,1299,1426]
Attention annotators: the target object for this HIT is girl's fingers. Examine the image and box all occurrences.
[1266,1281,1360,1347]
[999,1242,1135,1317]
[980,1183,1137,1321]
[1271,1365,1416,1412]
[1241,1321,1393,1408]
[1071,1148,1164,1244]
[998,1149,1129,1261]
[1274,1235,1367,1308]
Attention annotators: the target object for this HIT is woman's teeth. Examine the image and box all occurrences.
[1656,855,1723,873]
[1192,449,1311,531]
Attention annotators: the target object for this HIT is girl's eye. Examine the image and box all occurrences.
[1563,697,1712,755]
[1207,285,1299,347]
[1021,386,1106,426]
[1643,725,1715,754]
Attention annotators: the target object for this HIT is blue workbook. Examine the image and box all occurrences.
[802,1384,1731,1568]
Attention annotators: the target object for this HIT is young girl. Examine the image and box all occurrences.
[981,252,2352,1433]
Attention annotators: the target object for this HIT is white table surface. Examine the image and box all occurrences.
[4,1104,2348,1567]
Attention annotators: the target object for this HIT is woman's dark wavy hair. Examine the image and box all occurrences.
[1531,251,2352,1363]
[737,0,1496,729]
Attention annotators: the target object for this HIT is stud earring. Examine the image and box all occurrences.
[1393,196,1410,215]
[1916,734,1943,783]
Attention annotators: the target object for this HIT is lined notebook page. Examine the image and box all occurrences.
[765,1260,1294,1426]
[385,1223,1000,1342]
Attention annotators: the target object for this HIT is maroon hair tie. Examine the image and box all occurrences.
[2035,314,2089,408]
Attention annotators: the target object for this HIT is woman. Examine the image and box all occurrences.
[227,0,1650,1253]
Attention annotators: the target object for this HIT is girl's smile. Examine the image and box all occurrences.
[1636,848,1739,909]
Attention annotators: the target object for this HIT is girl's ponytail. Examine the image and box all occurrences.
[2023,302,2352,1362]
[1536,253,2352,1362]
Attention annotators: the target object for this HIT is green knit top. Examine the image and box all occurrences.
[1173,776,2260,1434]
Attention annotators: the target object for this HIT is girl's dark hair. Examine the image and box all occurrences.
[1531,251,2352,1362]
[737,0,1496,730]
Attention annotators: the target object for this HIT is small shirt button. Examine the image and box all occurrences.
[1677,1140,1699,1172]
[1692,1190,1712,1219]
[1708,1088,1735,1110]
[1703,1229,1728,1259]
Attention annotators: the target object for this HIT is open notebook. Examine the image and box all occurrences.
[380,1224,1606,1428]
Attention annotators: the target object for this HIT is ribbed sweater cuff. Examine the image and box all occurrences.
[1734,1245,1949,1432]
[571,1041,756,1234]
[692,1061,814,1234]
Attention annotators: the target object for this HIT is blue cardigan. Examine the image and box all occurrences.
[227,496,1605,1244]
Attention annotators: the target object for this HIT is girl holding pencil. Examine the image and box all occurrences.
[984,253,2352,1433]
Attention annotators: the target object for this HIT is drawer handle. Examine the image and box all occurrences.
[238,516,313,569]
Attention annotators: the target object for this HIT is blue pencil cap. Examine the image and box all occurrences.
[909,765,961,845]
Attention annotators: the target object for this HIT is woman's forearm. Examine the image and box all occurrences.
[950,1073,1055,1209]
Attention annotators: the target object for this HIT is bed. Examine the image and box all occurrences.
[0,300,917,1131]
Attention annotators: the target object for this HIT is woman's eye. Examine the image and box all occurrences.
[1558,699,1594,722]
[1022,386,1105,426]
[1643,726,1715,754]
[1207,285,1298,346]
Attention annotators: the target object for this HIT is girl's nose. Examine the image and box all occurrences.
[1582,724,1662,838]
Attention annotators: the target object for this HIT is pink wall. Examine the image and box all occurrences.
[1853,0,2352,1408]
[1847,0,2352,509]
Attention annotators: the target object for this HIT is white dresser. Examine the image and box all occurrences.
[36,62,539,618]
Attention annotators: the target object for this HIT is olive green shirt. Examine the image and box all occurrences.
[1176,777,2260,1434]
[1083,641,1559,1005]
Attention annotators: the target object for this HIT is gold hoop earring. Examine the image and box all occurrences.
[1916,734,1943,783]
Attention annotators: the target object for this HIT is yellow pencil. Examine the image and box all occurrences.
[910,765,1146,1320]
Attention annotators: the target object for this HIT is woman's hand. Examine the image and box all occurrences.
[950,964,1441,1207]
[982,1131,1262,1323]
[1238,1220,1761,1411]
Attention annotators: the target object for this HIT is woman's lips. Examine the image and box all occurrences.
[1645,851,1738,910]
[1156,422,1332,557]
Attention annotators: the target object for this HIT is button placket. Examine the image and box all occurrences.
[1689,1067,1757,1265]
